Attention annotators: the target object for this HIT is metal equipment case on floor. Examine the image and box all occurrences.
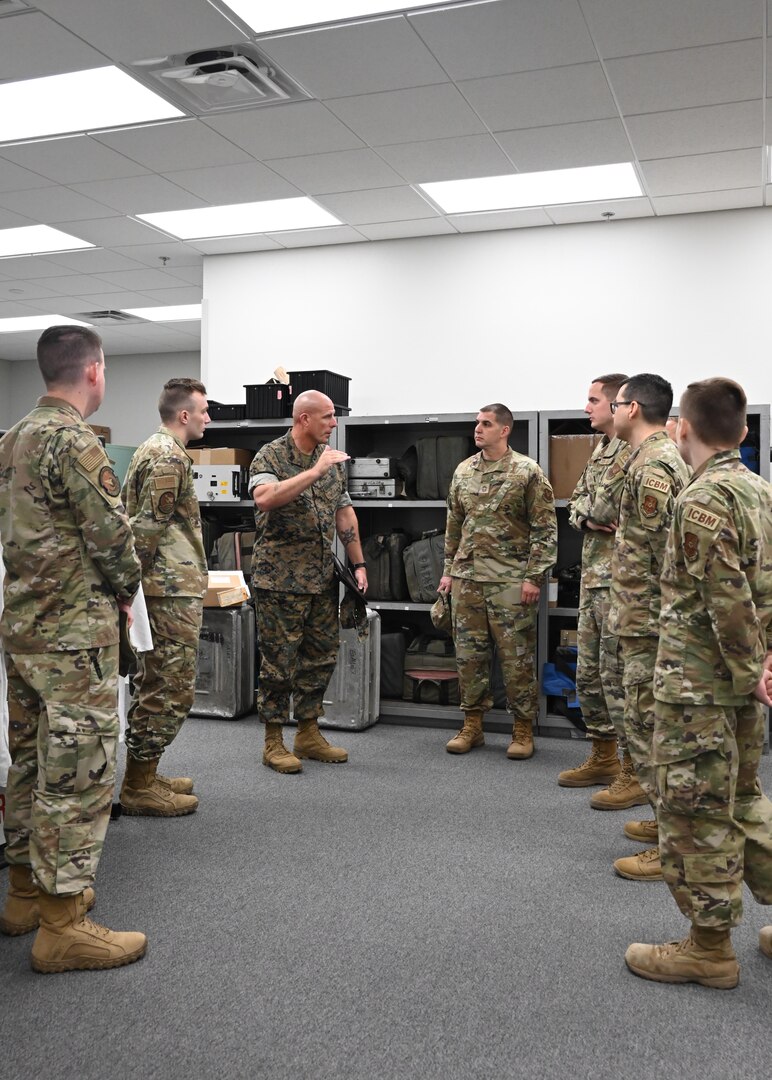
[320,608,381,731]
[192,604,255,719]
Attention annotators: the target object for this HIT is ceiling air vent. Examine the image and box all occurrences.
[0,0,31,16]
[75,310,146,326]
[132,43,310,114]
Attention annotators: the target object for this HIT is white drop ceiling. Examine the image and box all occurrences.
[0,0,769,360]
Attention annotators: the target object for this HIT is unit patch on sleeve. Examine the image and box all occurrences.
[99,466,120,497]
[158,490,175,514]
[683,532,700,561]
[683,505,721,532]
[641,494,659,517]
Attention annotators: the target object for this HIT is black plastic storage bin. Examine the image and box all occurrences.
[244,383,290,419]
[208,400,246,421]
[287,370,350,408]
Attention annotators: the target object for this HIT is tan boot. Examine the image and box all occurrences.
[293,719,348,763]
[120,757,199,816]
[625,926,739,989]
[557,738,621,787]
[623,819,659,844]
[155,769,194,795]
[613,846,663,881]
[0,865,95,936]
[506,717,534,760]
[446,711,484,754]
[31,892,147,974]
[759,926,772,959]
[590,751,648,810]
[263,722,303,773]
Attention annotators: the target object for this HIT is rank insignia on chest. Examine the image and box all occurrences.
[605,462,620,479]
[158,490,175,514]
[683,531,700,561]
[99,466,120,497]
[641,493,659,517]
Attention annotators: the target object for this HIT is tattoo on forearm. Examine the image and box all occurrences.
[338,526,357,546]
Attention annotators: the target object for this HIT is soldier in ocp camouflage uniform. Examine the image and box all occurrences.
[558,374,634,801]
[440,404,557,760]
[119,379,209,817]
[625,378,772,990]
[250,391,367,774]
[0,325,146,973]
[601,374,690,883]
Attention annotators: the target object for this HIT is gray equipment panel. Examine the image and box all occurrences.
[192,604,255,719]
[320,609,381,730]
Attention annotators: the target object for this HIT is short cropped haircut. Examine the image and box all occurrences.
[479,403,514,431]
[592,373,629,400]
[37,325,103,387]
[680,378,747,447]
[158,378,207,422]
[621,373,673,425]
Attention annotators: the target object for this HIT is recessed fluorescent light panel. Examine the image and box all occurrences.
[0,225,94,259]
[226,1,454,33]
[123,304,202,322]
[0,66,183,144]
[137,198,341,239]
[0,314,93,334]
[419,163,642,214]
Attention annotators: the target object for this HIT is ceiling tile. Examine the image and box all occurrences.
[162,265,203,285]
[163,162,299,203]
[581,0,761,59]
[0,207,36,228]
[357,218,457,240]
[448,208,553,232]
[0,256,82,279]
[20,294,121,314]
[0,301,41,318]
[0,187,114,223]
[54,217,173,246]
[111,243,204,268]
[654,188,763,215]
[264,226,366,248]
[546,196,654,223]
[97,268,189,291]
[0,280,60,300]
[0,157,55,194]
[606,40,761,115]
[315,186,437,225]
[134,286,203,304]
[42,249,146,274]
[266,149,404,194]
[204,102,364,160]
[70,175,207,214]
[410,0,597,81]
[189,235,282,254]
[261,17,448,99]
[627,101,762,161]
[639,148,763,197]
[0,10,108,81]
[30,0,246,63]
[376,134,515,183]
[0,136,150,186]
[93,121,253,173]
[76,290,163,309]
[497,118,633,171]
[32,274,124,295]
[327,84,487,146]
[460,64,618,132]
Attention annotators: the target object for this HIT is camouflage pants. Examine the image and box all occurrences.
[654,699,772,929]
[255,586,339,725]
[451,578,537,718]
[125,595,203,762]
[619,635,657,804]
[576,585,626,746]
[3,645,119,896]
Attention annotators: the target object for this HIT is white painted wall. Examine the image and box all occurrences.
[0,358,11,430]
[6,351,201,445]
[203,206,771,417]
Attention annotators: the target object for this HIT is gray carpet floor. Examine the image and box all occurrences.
[3,718,772,1080]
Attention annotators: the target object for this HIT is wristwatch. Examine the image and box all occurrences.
[352,562,366,569]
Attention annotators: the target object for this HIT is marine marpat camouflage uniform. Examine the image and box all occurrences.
[653,450,772,929]
[444,449,557,718]
[569,436,631,745]
[249,432,351,726]
[122,428,207,762]
[599,431,690,797]
[0,397,140,895]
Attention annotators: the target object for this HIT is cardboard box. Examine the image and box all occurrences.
[203,571,250,608]
[89,424,111,442]
[549,434,602,500]
[188,447,254,467]
[560,628,578,647]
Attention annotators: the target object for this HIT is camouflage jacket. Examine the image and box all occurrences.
[249,431,351,594]
[0,396,140,653]
[605,431,690,638]
[654,450,772,706]
[122,427,207,599]
[444,449,557,585]
[569,435,631,590]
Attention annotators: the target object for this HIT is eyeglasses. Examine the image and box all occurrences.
[610,400,634,414]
